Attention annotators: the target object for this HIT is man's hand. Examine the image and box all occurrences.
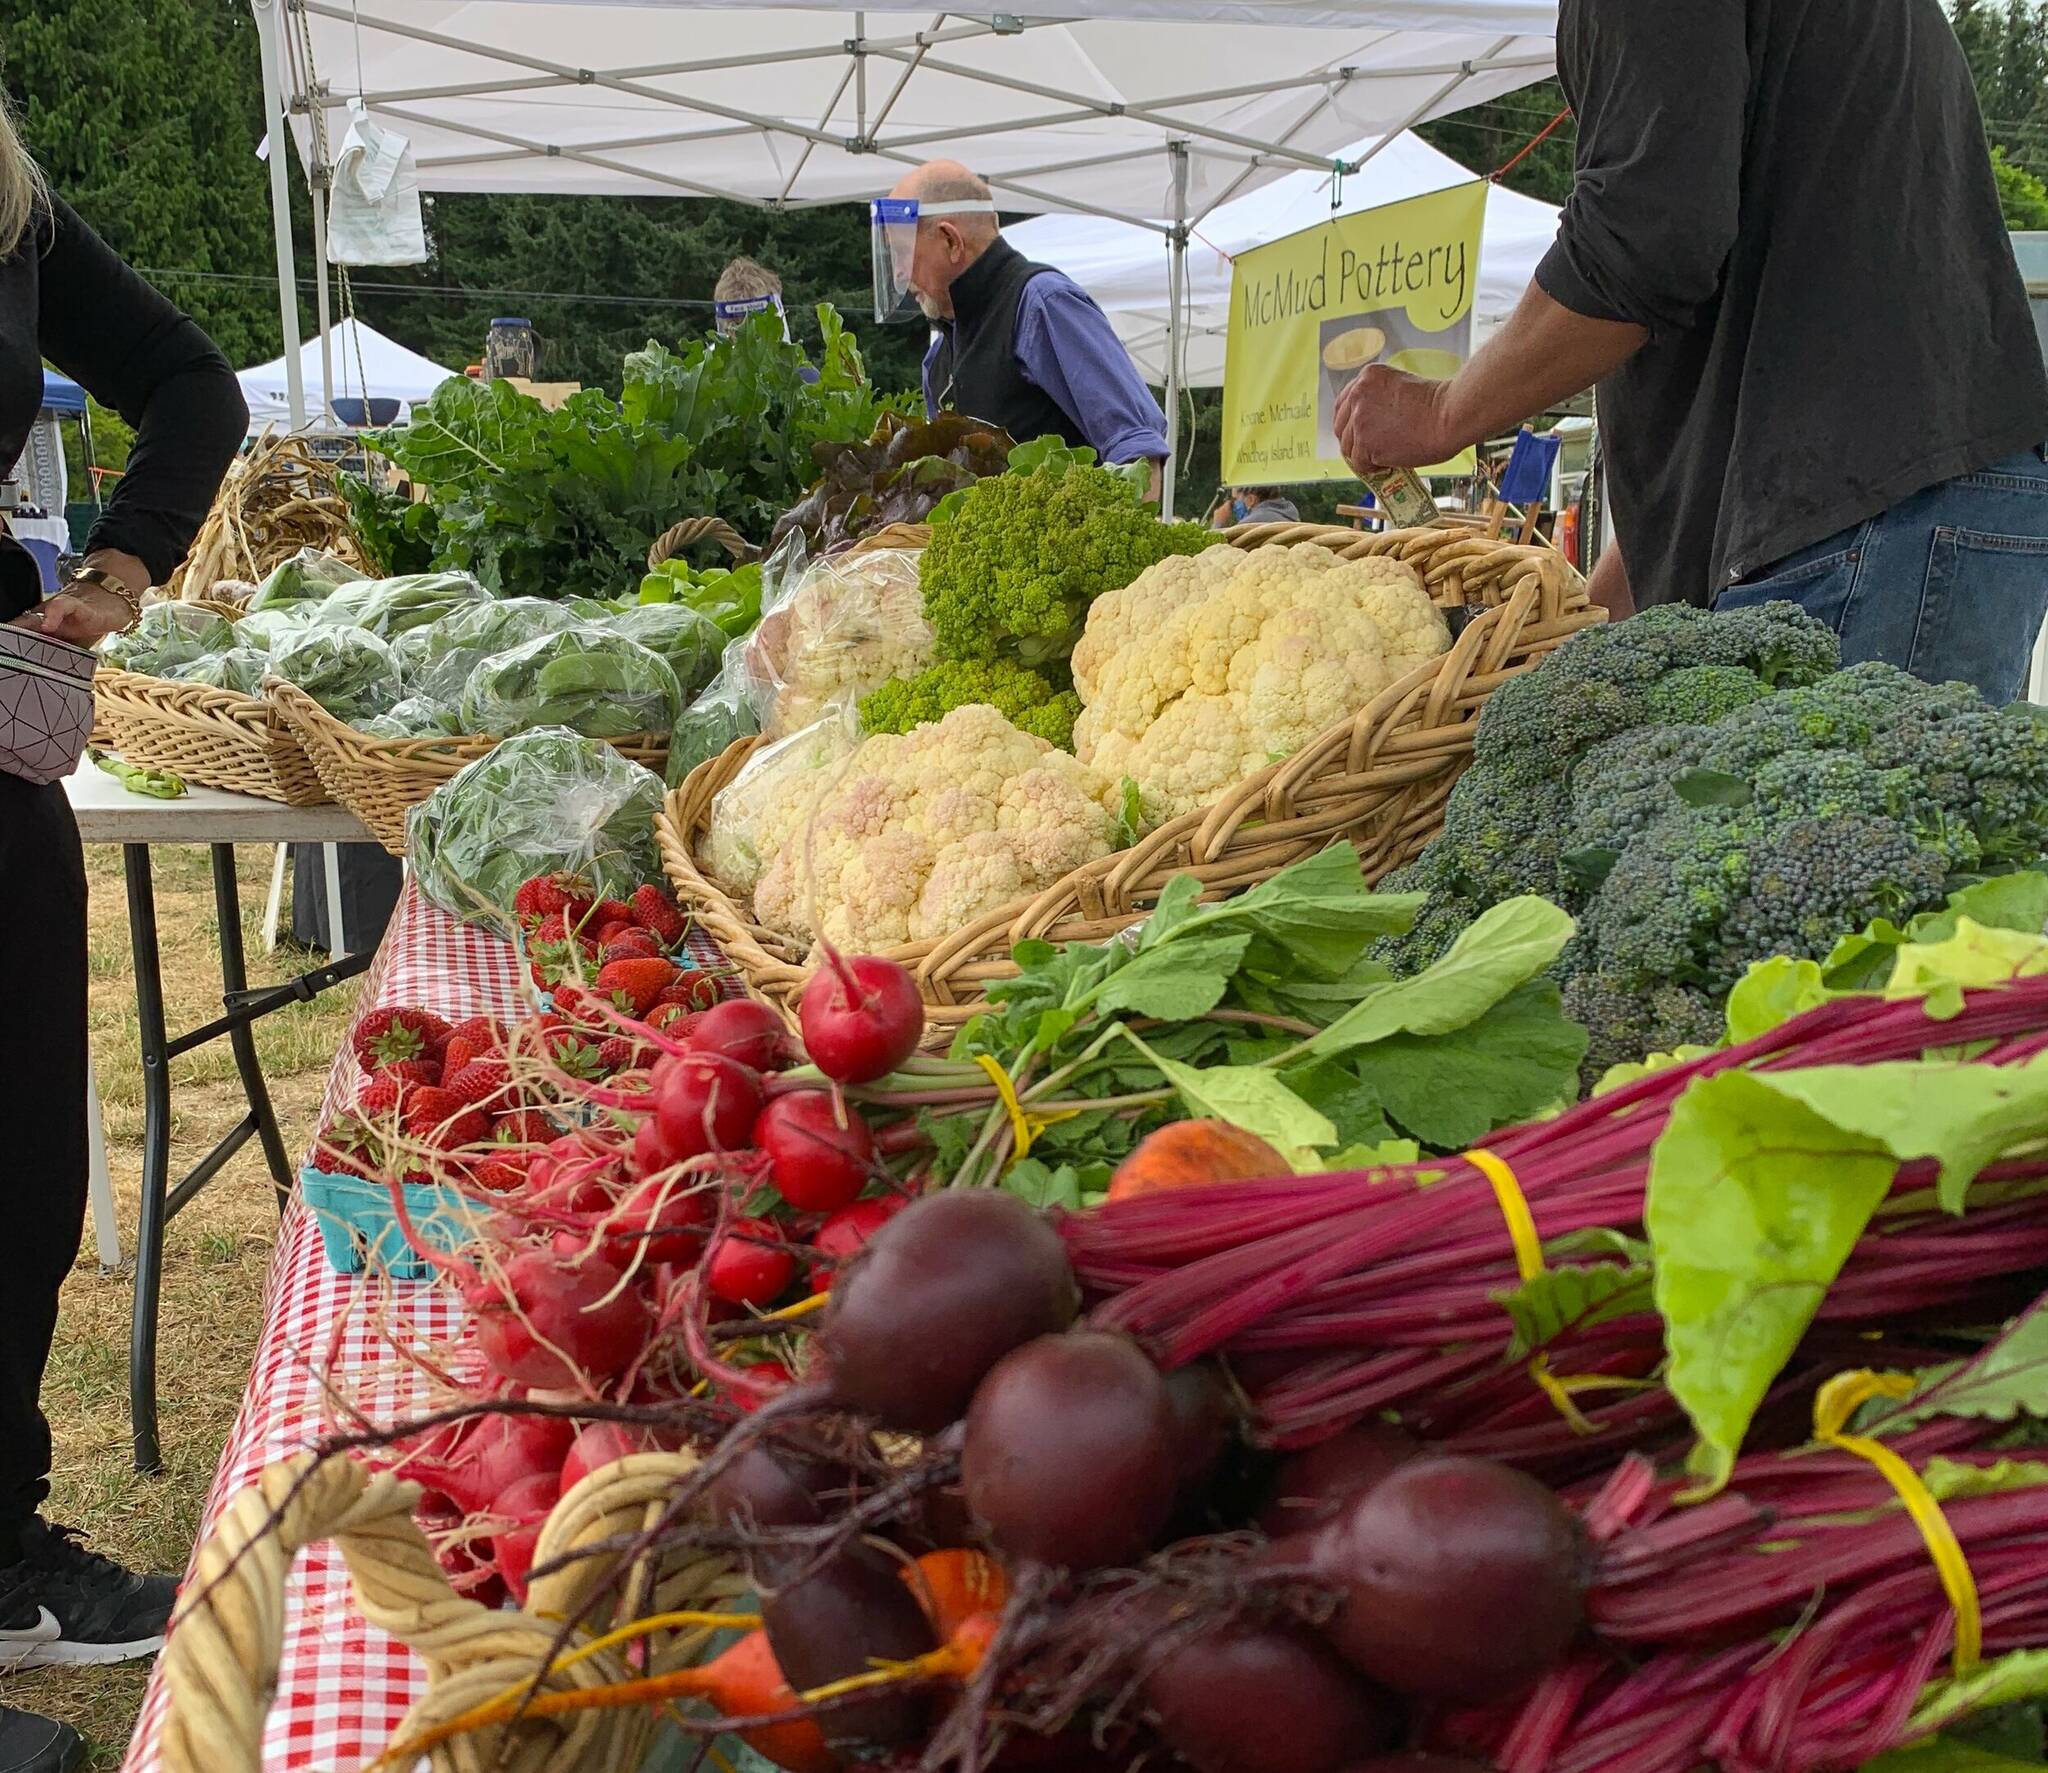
[1334,366,1454,473]
[16,585,135,647]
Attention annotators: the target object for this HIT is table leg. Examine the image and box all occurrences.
[213,844,294,1211]
[125,843,169,1475]
[84,1053,120,1271]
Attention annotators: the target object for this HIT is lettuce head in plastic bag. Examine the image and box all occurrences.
[461,626,683,740]
[247,548,363,612]
[98,601,237,674]
[314,571,492,638]
[608,602,726,702]
[231,606,316,653]
[409,727,665,926]
[393,596,576,704]
[268,625,404,724]
[359,696,466,740]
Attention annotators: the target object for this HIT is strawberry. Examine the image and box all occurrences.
[375,1056,441,1088]
[448,1014,505,1053]
[596,921,637,948]
[541,1025,609,1081]
[650,1005,701,1037]
[595,956,676,1015]
[418,1012,454,1059]
[630,884,687,947]
[587,898,636,932]
[511,876,556,930]
[600,931,663,967]
[317,1116,381,1180]
[438,1035,476,1081]
[495,1108,555,1146]
[551,982,594,1022]
[658,969,722,1013]
[402,1086,491,1150]
[534,911,568,947]
[356,1072,403,1116]
[597,1035,638,1074]
[446,1057,512,1108]
[353,1007,441,1071]
[470,1157,529,1194]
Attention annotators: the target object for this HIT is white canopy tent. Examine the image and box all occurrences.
[249,0,1557,508]
[238,316,463,431]
[1007,130,1558,388]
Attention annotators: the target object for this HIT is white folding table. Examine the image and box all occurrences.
[64,764,375,1472]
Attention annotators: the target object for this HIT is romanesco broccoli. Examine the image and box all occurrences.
[860,658,1081,748]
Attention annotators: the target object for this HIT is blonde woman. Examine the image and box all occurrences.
[0,98,243,1773]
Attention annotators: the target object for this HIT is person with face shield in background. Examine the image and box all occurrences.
[874,161,1167,491]
[712,257,818,383]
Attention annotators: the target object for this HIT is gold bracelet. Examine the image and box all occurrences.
[63,566,144,630]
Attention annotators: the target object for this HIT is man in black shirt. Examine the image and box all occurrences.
[1335,0,2048,704]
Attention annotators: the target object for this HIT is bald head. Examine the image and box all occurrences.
[884,160,1001,318]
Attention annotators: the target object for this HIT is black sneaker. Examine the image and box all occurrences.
[0,1520,176,1669]
[0,1709,81,1773]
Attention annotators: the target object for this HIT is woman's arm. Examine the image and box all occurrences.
[25,196,245,642]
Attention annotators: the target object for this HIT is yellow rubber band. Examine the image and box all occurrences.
[752,1290,829,1324]
[1814,1369,1982,1675]
[973,1054,1080,1163]
[1529,1357,1662,1436]
[1465,1148,1544,1285]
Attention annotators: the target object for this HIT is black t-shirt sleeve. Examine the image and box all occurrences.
[36,196,246,585]
[1535,0,1748,339]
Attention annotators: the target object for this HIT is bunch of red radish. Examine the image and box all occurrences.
[332,947,932,1606]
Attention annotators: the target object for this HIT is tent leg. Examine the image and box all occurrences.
[312,175,335,425]
[1160,140,1190,519]
[252,0,306,430]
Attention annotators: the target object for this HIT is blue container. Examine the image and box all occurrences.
[299,1165,474,1280]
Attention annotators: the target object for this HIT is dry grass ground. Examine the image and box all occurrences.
[3,842,361,1766]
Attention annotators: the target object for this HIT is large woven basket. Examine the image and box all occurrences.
[656,522,1599,1042]
[158,1448,742,1773]
[268,679,668,857]
[94,668,330,806]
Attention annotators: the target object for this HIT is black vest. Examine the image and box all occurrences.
[929,239,1089,452]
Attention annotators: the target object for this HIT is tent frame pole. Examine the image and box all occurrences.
[309,83,336,429]
[253,0,307,430]
[1161,139,1190,519]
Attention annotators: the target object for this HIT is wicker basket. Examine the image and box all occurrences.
[656,522,1599,1042]
[268,678,669,857]
[158,1449,741,1773]
[647,513,757,570]
[94,668,330,806]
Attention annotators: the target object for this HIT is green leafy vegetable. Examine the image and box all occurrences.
[461,626,684,740]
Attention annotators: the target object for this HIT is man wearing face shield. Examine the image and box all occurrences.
[875,161,1168,485]
[713,256,819,382]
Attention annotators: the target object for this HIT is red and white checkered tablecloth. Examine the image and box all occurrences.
[122,881,733,1773]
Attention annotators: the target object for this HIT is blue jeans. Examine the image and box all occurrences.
[1715,447,2048,705]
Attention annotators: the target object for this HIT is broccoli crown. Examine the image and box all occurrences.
[1559,968,1727,1086]
[919,466,1211,669]
[859,658,1081,749]
[1368,888,1485,976]
[1890,704,2048,867]
[1566,725,1719,858]
[1432,755,1574,901]
[1641,600,1841,687]
[1642,664,1771,728]
[1470,662,1649,770]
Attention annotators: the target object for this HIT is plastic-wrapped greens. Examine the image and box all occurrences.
[665,633,761,788]
[392,596,576,703]
[460,626,683,740]
[608,602,725,702]
[268,625,404,724]
[247,549,362,612]
[313,571,492,638]
[165,648,269,696]
[697,705,860,899]
[408,727,664,926]
[563,596,625,622]
[98,602,237,674]
[231,606,316,653]
[358,696,466,739]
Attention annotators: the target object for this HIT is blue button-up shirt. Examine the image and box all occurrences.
[922,270,1169,464]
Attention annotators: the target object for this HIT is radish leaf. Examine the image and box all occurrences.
[1874,1298,2048,1433]
[1494,1254,1653,1358]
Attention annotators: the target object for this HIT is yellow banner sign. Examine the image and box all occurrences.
[1221,181,1488,485]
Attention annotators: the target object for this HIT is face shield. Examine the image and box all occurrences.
[870,197,997,323]
[714,291,787,340]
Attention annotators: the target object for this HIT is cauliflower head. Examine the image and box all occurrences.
[750,703,1123,950]
[754,548,934,737]
[1074,544,1446,821]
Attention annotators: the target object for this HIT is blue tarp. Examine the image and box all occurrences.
[41,370,86,416]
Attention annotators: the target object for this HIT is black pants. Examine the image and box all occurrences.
[0,778,87,1557]
[290,842,401,955]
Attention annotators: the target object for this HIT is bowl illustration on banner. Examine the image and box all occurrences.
[1387,347,1463,381]
[1317,316,1392,457]
[1322,325,1385,373]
